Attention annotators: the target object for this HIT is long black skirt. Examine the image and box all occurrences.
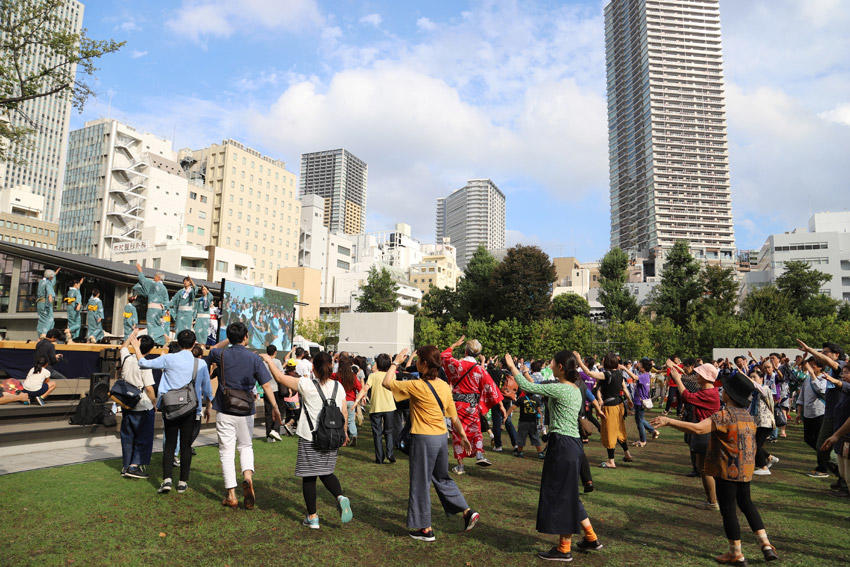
[537,433,588,535]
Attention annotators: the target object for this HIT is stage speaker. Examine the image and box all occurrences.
[89,372,111,403]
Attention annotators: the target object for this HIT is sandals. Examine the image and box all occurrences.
[623,455,634,463]
[761,544,778,562]
[652,431,660,439]
[600,462,616,469]
[715,552,748,566]
[631,441,646,448]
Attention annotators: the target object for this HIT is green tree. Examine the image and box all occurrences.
[838,302,850,322]
[1,0,124,162]
[597,247,640,323]
[356,267,400,312]
[456,245,498,320]
[699,264,739,317]
[294,318,338,349]
[740,286,792,321]
[490,245,557,323]
[420,284,461,324]
[775,260,836,318]
[651,241,702,328]
[551,292,590,320]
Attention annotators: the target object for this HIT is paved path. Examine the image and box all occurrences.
[0,426,268,476]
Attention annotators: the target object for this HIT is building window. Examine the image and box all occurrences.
[216,260,228,272]
[200,195,208,203]
[337,259,350,270]
[17,259,47,312]
[189,192,198,200]
[0,253,13,313]
[186,225,195,232]
[198,227,205,235]
[152,258,161,269]
[199,212,207,219]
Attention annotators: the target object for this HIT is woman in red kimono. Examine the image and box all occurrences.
[441,335,503,475]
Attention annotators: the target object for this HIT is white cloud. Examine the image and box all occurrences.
[166,0,323,42]
[118,20,141,32]
[416,17,436,31]
[359,13,382,27]
[130,50,148,59]
[819,103,850,127]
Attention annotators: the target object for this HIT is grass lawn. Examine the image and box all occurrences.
[1,411,848,567]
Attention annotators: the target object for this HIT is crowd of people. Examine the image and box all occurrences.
[4,319,850,565]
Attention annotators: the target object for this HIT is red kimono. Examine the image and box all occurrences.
[441,348,503,460]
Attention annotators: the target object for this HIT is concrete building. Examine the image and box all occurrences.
[605,0,735,274]
[552,257,602,299]
[745,212,850,301]
[1,0,84,222]
[337,311,414,357]
[410,239,461,292]
[277,266,322,321]
[0,186,58,250]
[180,139,301,287]
[58,119,207,258]
[110,243,256,285]
[436,179,506,269]
[300,149,367,235]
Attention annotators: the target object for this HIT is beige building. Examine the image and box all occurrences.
[278,266,321,321]
[552,257,601,299]
[409,240,461,292]
[0,186,58,249]
[181,140,301,287]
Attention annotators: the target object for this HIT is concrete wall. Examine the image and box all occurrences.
[337,311,414,357]
[712,348,806,362]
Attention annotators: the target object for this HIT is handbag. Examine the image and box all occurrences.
[642,397,654,410]
[161,358,199,421]
[108,354,143,411]
[218,349,254,416]
[774,403,787,427]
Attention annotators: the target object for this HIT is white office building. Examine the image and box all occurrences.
[745,212,850,301]
[1,1,84,222]
[436,179,506,269]
[605,0,736,273]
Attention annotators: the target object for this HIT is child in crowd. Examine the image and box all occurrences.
[22,356,56,406]
[515,391,546,459]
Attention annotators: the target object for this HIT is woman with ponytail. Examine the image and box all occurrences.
[505,351,603,562]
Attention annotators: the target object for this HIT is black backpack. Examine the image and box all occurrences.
[70,395,98,426]
[305,380,346,451]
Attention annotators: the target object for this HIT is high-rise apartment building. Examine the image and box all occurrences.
[300,149,367,235]
[181,140,301,286]
[605,0,735,269]
[59,119,211,258]
[2,0,84,222]
[436,179,506,269]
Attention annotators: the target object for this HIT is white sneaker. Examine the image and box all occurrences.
[451,465,465,475]
[266,437,278,443]
[753,468,771,476]
[767,455,779,469]
[269,430,282,441]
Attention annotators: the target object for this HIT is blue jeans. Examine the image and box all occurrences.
[634,405,655,443]
[120,409,155,468]
[347,401,357,438]
[491,404,518,449]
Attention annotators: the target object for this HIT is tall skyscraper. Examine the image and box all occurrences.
[436,179,506,269]
[2,0,85,222]
[605,0,735,268]
[300,149,367,235]
[182,140,301,286]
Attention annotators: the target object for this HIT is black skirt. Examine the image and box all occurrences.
[537,433,588,535]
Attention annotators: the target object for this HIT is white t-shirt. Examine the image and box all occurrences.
[295,359,313,379]
[23,367,50,392]
[296,376,347,442]
[120,347,155,411]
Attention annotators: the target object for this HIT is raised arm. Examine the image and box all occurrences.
[353,382,371,406]
[383,349,409,390]
[573,351,604,381]
[797,339,840,373]
[259,353,300,391]
[651,414,712,435]
[666,359,687,395]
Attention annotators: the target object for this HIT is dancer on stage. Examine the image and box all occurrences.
[194,285,212,345]
[135,263,171,346]
[441,335,503,474]
[64,276,84,340]
[505,352,603,562]
[171,276,197,335]
[36,268,59,338]
[123,286,140,340]
[85,289,105,343]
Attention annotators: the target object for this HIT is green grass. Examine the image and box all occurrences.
[1,412,848,567]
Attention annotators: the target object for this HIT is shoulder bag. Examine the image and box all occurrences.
[108,355,143,410]
[218,349,255,416]
[161,358,199,421]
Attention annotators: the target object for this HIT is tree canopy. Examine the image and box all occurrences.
[490,245,556,323]
[356,267,400,312]
[551,292,591,320]
[1,0,124,162]
[651,241,702,328]
[597,247,640,323]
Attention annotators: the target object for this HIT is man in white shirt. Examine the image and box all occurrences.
[120,328,157,479]
[294,347,313,379]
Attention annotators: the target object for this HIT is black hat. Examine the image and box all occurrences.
[724,370,755,408]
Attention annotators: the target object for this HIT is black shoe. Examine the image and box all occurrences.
[762,544,778,562]
[686,470,700,478]
[463,509,480,531]
[191,448,197,456]
[575,538,603,552]
[387,456,396,463]
[409,528,436,542]
[537,547,573,562]
[374,459,383,464]
[583,482,594,494]
[157,479,172,494]
[124,465,149,479]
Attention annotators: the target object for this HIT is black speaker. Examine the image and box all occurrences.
[90,372,111,403]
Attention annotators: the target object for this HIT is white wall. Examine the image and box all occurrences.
[338,311,414,357]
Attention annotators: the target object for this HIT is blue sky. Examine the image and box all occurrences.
[74,0,850,262]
